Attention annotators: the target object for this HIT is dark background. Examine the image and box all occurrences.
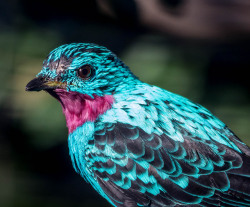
[1,0,250,206]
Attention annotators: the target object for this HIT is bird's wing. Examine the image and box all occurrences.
[88,95,250,206]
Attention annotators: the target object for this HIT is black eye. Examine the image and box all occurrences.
[78,65,92,79]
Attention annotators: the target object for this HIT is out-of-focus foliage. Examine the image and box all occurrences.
[0,1,250,207]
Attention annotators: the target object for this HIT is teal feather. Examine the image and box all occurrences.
[26,43,250,207]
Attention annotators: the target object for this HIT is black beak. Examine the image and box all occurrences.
[25,77,49,91]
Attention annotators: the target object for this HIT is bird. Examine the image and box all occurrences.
[26,43,250,207]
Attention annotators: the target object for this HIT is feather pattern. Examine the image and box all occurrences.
[68,85,250,206]
[26,43,250,207]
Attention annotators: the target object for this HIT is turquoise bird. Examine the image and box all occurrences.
[26,43,250,207]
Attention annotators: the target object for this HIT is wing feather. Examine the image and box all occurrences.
[85,94,250,206]
[87,120,250,206]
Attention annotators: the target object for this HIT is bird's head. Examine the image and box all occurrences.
[26,43,136,96]
[26,43,137,133]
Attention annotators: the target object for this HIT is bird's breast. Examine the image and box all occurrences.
[53,89,114,133]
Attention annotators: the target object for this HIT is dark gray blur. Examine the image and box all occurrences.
[0,0,250,206]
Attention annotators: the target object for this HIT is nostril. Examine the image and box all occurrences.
[39,76,50,83]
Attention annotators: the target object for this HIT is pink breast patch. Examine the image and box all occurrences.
[54,89,114,133]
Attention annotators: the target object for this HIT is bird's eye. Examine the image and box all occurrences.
[78,65,92,79]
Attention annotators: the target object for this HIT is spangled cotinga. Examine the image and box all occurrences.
[26,43,250,207]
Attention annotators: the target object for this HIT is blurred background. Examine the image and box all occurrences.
[1,0,250,206]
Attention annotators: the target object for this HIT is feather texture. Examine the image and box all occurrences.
[26,43,250,207]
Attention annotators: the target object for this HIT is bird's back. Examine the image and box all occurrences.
[70,83,250,207]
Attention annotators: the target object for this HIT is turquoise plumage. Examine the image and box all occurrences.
[26,43,250,207]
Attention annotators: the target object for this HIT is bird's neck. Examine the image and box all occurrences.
[53,89,114,133]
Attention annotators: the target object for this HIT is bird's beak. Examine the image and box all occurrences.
[25,77,66,91]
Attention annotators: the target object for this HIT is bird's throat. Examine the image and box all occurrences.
[49,89,114,133]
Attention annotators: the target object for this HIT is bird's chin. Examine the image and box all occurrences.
[45,89,65,107]
[44,88,87,109]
